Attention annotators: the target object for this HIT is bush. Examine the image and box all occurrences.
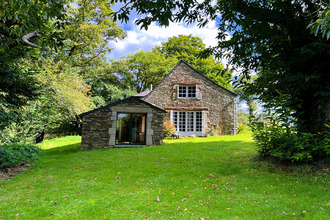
[255,121,266,129]
[207,121,221,136]
[237,124,248,134]
[163,120,176,137]
[251,119,330,162]
[0,144,41,168]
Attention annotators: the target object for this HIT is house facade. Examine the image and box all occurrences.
[79,60,238,150]
[140,60,238,136]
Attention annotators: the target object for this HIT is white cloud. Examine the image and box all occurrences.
[108,20,221,61]
[238,102,264,114]
[238,103,249,113]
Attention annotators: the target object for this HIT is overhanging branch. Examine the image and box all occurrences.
[21,31,46,50]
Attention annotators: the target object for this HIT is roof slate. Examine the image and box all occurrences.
[135,89,151,97]
[79,96,166,118]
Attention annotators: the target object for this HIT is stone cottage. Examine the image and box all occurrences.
[139,60,238,136]
[79,60,238,150]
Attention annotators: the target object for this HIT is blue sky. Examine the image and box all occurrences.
[107,3,224,61]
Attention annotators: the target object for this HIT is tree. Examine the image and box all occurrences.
[113,0,330,133]
[237,110,249,125]
[111,50,178,93]
[0,0,127,141]
[158,35,232,89]
[0,0,68,135]
[88,66,138,107]
[60,0,126,70]
[28,0,127,137]
[308,6,330,39]
[1,58,92,144]
[59,0,127,107]
[0,0,67,106]
[234,75,259,121]
[1,0,125,106]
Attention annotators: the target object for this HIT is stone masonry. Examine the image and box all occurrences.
[81,97,165,150]
[143,60,238,135]
[81,108,112,150]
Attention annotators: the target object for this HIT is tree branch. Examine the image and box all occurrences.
[21,31,46,50]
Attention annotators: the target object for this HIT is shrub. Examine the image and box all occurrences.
[207,121,221,136]
[0,144,41,168]
[251,118,330,162]
[163,120,176,137]
[255,121,266,129]
[237,123,248,134]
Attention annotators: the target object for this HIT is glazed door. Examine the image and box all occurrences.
[116,113,146,145]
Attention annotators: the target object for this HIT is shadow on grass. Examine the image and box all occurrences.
[42,143,81,155]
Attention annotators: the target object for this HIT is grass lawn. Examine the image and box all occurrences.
[0,133,329,219]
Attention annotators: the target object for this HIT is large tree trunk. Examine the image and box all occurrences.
[326,100,330,125]
[297,92,329,133]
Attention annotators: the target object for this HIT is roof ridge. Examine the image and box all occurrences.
[143,60,183,100]
[179,60,238,97]
[79,96,166,118]
[143,60,238,99]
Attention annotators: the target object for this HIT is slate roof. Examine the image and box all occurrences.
[134,89,151,98]
[79,96,167,118]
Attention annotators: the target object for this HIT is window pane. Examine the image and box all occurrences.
[187,112,194,132]
[173,111,178,130]
[196,112,202,132]
[131,114,146,145]
[178,85,186,97]
[116,113,130,144]
[187,86,196,98]
[179,112,186,132]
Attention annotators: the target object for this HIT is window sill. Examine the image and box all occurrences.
[177,97,197,99]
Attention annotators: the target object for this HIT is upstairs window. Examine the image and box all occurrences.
[178,85,196,98]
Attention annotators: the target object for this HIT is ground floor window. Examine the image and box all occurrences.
[171,111,204,136]
[116,113,146,145]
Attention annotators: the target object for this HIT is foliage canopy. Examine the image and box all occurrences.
[0,0,127,142]
[111,49,178,93]
[113,0,330,133]
[157,35,232,89]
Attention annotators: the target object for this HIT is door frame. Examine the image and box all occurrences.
[170,110,204,136]
[115,112,147,145]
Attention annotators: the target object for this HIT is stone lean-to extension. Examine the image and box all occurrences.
[79,97,166,150]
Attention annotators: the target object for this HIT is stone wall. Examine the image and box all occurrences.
[81,108,112,150]
[81,98,165,150]
[151,111,165,145]
[144,61,237,135]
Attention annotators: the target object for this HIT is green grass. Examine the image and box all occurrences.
[0,133,329,219]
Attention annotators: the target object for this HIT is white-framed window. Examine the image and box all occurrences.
[178,85,196,98]
[171,111,204,136]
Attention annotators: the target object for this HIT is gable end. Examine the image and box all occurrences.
[143,60,238,100]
